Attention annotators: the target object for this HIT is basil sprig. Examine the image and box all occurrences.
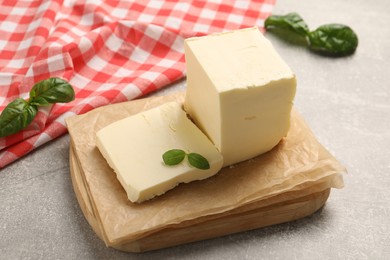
[162,149,210,170]
[265,12,358,56]
[0,77,75,137]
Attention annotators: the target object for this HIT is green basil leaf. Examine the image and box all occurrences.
[308,24,358,56]
[29,77,75,106]
[264,12,310,37]
[187,153,210,170]
[0,98,37,137]
[162,149,186,166]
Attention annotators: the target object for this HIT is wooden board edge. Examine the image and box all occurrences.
[70,140,330,253]
[115,189,330,252]
[69,141,107,244]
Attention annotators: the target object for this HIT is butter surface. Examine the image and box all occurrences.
[96,102,223,203]
[184,27,297,166]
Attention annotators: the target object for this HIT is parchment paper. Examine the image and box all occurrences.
[66,92,346,245]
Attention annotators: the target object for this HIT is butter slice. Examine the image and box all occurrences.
[96,102,223,203]
[184,27,297,166]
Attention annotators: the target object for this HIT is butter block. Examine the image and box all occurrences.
[96,102,223,203]
[184,27,297,166]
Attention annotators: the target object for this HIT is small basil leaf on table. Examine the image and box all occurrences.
[308,24,358,56]
[0,98,37,137]
[162,149,186,166]
[264,12,310,37]
[188,153,210,170]
[29,77,75,106]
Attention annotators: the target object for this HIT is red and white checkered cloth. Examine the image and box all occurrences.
[0,0,275,168]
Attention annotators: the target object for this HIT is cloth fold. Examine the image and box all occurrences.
[0,0,275,168]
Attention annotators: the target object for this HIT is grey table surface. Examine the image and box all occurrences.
[1,0,389,259]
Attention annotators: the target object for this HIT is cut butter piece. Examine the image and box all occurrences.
[96,102,223,203]
[184,27,297,166]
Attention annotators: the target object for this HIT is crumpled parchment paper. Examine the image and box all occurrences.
[66,92,346,246]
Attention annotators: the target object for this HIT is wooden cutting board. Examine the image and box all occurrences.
[66,92,345,252]
[69,142,330,252]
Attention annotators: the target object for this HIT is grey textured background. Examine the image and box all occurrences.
[1,0,389,259]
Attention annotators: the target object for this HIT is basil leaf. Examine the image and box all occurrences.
[0,98,37,137]
[187,153,210,170]
[162,149,186,166]
[265,12,310,37]
[308,24,358,56]
[29,77,75,106]
[265,12,359,57]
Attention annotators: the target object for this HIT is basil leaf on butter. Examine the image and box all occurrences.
[29,77,75,106]
[162,149,186,166]
[0,98,37,137]
[308,24,358,56]
[162,149,211,170]
[188,153,210,170]
[265,12,309,37]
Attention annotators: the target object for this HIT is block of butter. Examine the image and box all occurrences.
[96,102,223,203]
[184,27,297,166]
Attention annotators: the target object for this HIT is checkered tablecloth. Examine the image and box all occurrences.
[0,0,275,168]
